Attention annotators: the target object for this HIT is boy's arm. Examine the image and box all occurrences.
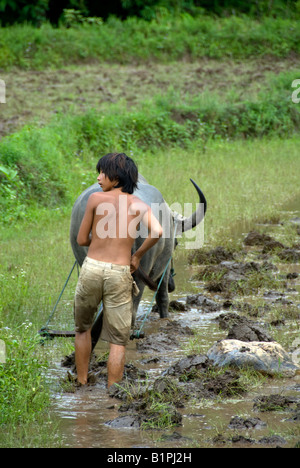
[77,194,96,246]
[130,207,163,273]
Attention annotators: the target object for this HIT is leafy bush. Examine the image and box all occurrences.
[0,0,49,26]
[61,9,103,28]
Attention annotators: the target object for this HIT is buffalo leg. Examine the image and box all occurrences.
[91,306,103,351]
[156,273,169,318]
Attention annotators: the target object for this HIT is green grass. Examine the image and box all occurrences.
[1,57,299,140]
[0,322,61,447]
[0,213,74,447]
[0,15,300,70]
[142,136,300,244]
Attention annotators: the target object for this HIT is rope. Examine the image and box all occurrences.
[40,260,78,335]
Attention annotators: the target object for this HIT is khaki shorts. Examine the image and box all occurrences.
[74,257,134,346]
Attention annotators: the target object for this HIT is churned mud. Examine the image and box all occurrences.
[58,215,300,448]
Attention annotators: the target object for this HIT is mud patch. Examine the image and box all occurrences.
[107,376,184,429]
[166,354,212,377]
[215,314,273,342]
[244,230,278,247]
[228,415,266,430]
[136,332,179,354]
[214,432,287,447]
[105,359,246,430]
[186,294,221,312]
[195,260,278,295]
[253,394,299,412]
[244,230,300,261]
[165,354,246,398]
[188,246,237,265]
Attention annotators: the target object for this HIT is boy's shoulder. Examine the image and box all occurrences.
[128,194,149,213]
[88,191,109,201]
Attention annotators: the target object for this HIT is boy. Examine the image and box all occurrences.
[74,152,163,388]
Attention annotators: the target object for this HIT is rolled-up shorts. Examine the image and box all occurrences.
[74,257,134,346]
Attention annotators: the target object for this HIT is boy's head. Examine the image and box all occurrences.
[96,152,138,194]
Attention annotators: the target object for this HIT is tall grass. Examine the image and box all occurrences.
[139,136,300,244]
[0,15,300,70]
[0,322,60,447]
[0,213,73,447]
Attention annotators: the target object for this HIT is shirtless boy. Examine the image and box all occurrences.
[74,153,163,388]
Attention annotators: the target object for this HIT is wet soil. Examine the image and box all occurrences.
[55,213,300,448]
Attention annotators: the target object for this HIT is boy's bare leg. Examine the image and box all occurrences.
[107,343,126,389]
[75,329,92,385]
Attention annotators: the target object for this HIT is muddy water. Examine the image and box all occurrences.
[52,314,224,448]
[51,204,300,449]
[51,308,226,448]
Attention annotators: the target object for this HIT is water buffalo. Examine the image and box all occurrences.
[70,175,206,345]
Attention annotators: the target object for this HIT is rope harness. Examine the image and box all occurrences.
[39,260,79,340]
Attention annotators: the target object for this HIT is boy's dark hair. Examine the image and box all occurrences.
[96,152,138,194]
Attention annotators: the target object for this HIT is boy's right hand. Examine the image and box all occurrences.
[130,253,140,274]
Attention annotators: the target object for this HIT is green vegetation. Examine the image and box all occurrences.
[0,322,60,447]
[1,66,300,225]
[1,15,300,70]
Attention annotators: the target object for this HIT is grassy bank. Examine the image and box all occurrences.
[0,322,61,447]
[1,15,300,70]
[1,57,300,140]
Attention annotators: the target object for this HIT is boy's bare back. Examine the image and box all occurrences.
[77,188,162,271]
